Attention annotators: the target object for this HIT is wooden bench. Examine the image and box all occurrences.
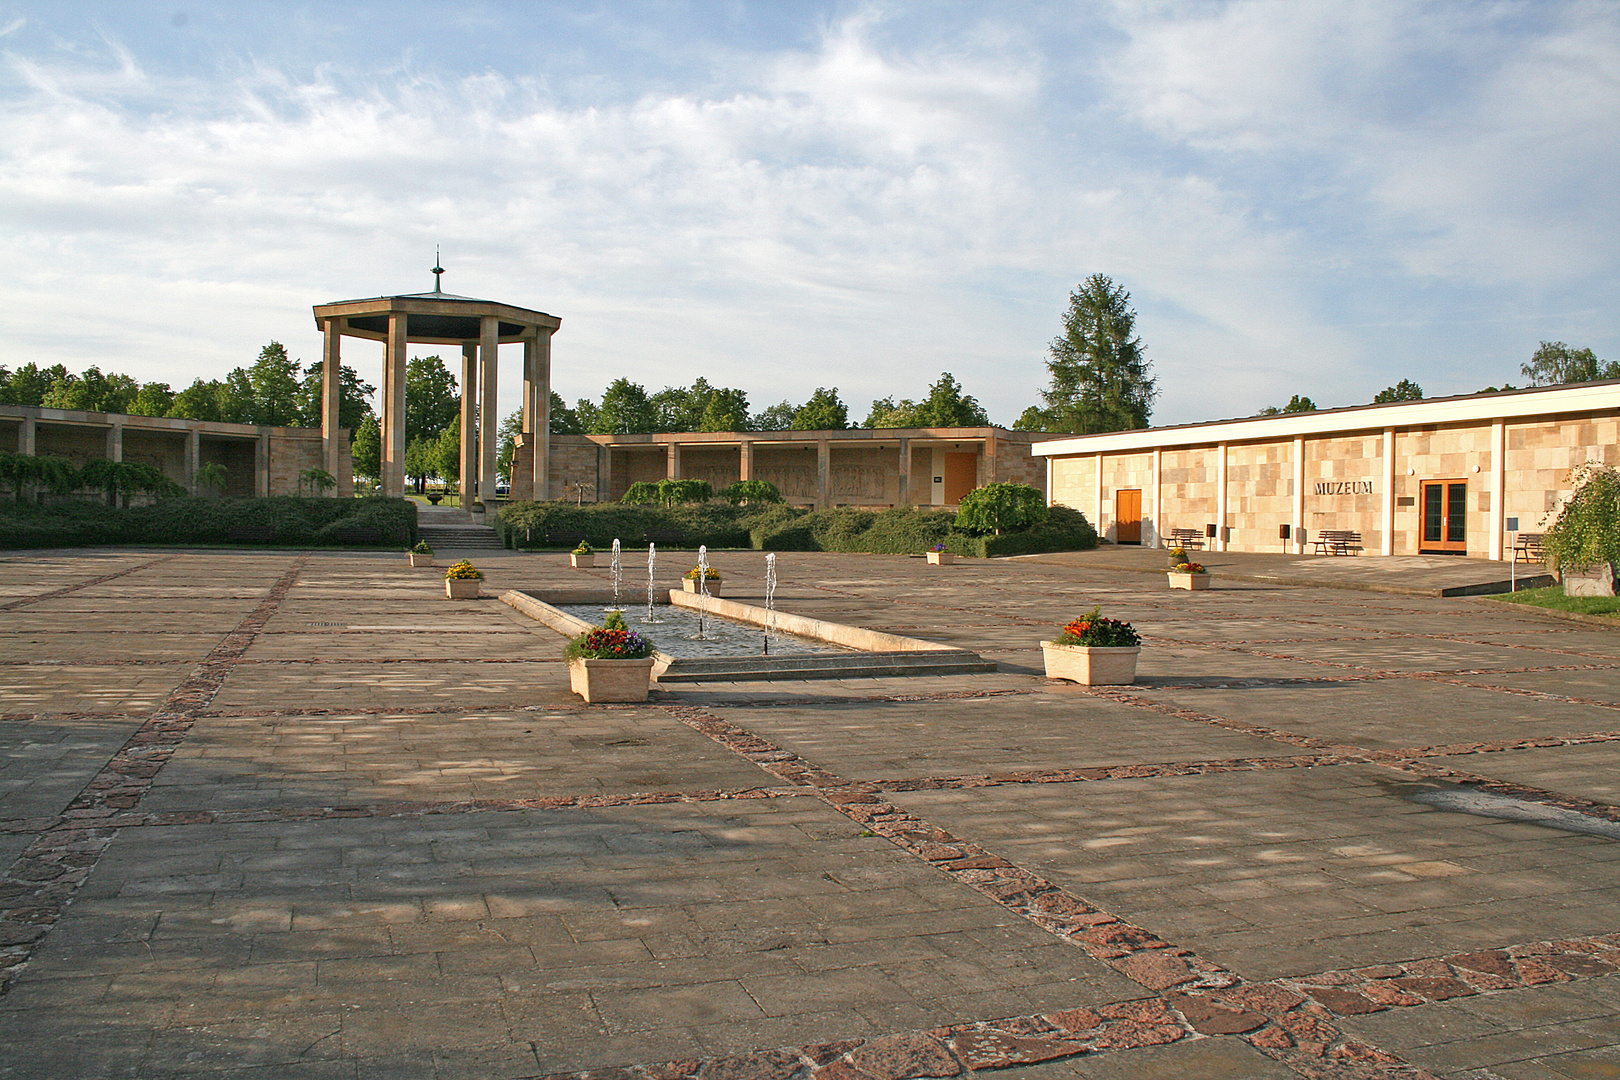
[1164,528,1204,551]
[1514,533,1546,565]
[1313,530,1363,555]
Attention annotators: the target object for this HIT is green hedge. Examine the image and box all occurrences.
[497,500,1098,557]
[496,501,753,549]
[0,496,417,550]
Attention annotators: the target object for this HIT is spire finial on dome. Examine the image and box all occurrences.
[432,247,444,293]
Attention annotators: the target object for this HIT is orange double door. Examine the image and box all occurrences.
[1419,479,1468,554]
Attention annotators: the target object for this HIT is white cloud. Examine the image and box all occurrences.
[0,2,1615,430]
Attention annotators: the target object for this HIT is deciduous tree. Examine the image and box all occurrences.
[1520,341,1618,386]
[247,342,303,426]
[593,379,658,434]
[791,387,849,430]
[351,415,381,482]
[404,355,460,442]
[1372,380,1424,403]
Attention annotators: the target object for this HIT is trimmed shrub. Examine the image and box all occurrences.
[722,479,783,506]
[498,501,751,550]
[495,499,1098,557]
[620,482,661,505]
[955,482,1049,535]
[0,496,417,550]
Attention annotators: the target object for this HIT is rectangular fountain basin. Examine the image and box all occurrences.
[499,588,996,682]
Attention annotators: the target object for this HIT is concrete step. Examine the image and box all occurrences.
[654,650,997,683]
[418,525,505,550]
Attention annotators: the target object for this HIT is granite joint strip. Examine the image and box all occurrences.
[525,931,1620,1080]
[0,555,173,612]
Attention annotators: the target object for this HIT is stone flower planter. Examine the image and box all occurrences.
[1039,641,1140,686]
[1563,563,1618,597]
[927,551,953,565]
[569,657,656,703]
[1167,571,1211,590]
[445,577,481,599]
[681,578,722,597]
[570,553,595,568]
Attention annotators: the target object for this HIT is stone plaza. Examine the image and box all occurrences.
[1,544,1618,1079]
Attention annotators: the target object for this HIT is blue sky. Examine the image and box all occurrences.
[2,1,1616,428]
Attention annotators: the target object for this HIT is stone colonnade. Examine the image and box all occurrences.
[1,404,327,498]
[313,292,560,503]
[560,428,1052,509]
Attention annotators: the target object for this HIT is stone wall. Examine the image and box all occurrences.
[1227,442,1296,551]
[829,446,900,506]
[752,447,819,505]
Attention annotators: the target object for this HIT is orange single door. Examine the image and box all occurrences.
[943,452,978,504]
[1115,489,1143,544]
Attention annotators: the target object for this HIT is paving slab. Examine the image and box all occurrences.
[889,764,1620,981]
[727,693,1299,783]
[141,707,779,811]
[0,713,147,822]
[0,663,189,714]
[210,660,581,712]
[1132,680,1620,752]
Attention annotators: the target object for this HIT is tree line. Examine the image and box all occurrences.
[9,277,1608,490]
[0,343,375,434]
[1258,339,1614,416]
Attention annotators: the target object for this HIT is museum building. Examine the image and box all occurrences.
[1033,380,1620,560]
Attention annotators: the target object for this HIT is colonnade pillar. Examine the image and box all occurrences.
[817,440,831,510]
[1489,420,1506,561]
[381,314,407,497]
[667,442,682,480]
[1149,448,1162,549]
[460,344,479,504]
[525,331,552,501]
[186,430,200,494]
[739,441,754,482]
[896,439,910,506]
[321,317,343,476]
[1215,443,1229,552]
[1292,436,1306,554]
[1093,455,1104,538]
[106,424,123,463]
[1383,429,1398,556]
[17,416,34,455]
[478,316,499,506]
[255,434,271,497]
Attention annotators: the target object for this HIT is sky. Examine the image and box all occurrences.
[1,1,1616,429]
